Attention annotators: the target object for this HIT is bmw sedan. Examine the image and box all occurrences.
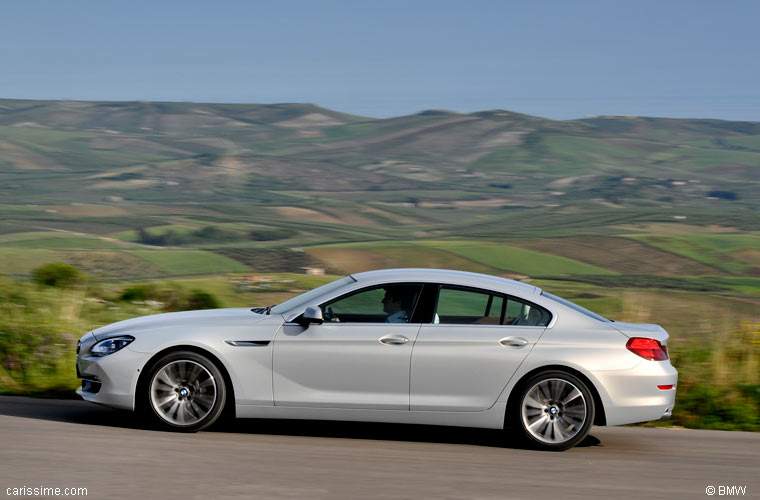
[76,268,677,450]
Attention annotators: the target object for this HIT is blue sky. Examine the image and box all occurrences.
[1,0,758,120]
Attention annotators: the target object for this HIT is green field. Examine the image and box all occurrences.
[628,234,760,275]
[124,250,250,276]
[439,244,618,276]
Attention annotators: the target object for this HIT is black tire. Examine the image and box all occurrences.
[143,351,227,432]
[509,370,595,451]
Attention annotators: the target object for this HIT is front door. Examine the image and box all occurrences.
[273,283,423,410]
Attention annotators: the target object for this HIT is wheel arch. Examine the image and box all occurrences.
[505,364,607,427]
[135,345,237,418]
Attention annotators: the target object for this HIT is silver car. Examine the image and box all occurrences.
[76,269,677,450]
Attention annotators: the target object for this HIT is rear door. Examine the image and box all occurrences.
[410,285,551,411]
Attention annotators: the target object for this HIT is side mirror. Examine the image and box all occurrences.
[297,306,324,327]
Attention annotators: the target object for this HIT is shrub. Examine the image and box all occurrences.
[249,228,291,241]
[119,284,162,302]
[32,263,85,288]
[118,282,220,312]
[186,290,220,310]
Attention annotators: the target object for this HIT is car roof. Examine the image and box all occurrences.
[350,268,541,296]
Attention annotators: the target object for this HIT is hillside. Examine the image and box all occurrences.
[0,98,758,288]
[1,99,757,211]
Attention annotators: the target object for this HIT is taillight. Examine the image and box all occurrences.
[626,337,669,361]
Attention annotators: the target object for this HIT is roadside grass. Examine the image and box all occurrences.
[0,278,152,395]
[0,273,339,395]
[0,272,757,430]
[536,281,760,431]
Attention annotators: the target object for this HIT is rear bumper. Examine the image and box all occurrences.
[595,359,678,426]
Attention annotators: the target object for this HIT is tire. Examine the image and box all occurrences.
[511,370,595,451]
[144,351,227,432]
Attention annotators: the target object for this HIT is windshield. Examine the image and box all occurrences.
[270,275,356,314]
[541,291,610,323]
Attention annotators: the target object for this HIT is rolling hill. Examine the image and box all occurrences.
[0,98,757,285]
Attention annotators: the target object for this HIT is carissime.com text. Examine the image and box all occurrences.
[6,486,87,496]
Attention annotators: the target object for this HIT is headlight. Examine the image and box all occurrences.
[90,336,134,357]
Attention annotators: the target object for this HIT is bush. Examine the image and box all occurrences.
[118,282,220,312]
[137,225,244,246]
[32,263,85,288]
[249,228,291,241]
[186,290,220,310]
[119,284,162,302]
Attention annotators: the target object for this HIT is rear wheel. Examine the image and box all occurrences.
[512,370,594,451]
[145,351,227,432]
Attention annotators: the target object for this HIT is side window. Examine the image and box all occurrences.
[435,287,504,325]
[434,286,551,326]
[505,297,551,327]
[320,283,423,323]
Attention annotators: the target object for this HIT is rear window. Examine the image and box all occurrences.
[541,291,609,322]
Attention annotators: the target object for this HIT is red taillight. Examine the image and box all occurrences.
[657,385,674,390]
[626,337,669,361]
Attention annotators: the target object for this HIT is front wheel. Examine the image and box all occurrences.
[512,370,595,451]
[145,351,227,432]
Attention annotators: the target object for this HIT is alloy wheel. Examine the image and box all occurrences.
[520,377,587,444]
[149,360,217,426]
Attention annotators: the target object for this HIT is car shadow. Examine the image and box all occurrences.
[0,395,602,449]
[0,395,143,428]
[212,416,602,449]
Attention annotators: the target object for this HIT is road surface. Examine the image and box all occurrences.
[0,396,756,499]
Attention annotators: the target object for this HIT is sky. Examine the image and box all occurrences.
[1,0,759,121]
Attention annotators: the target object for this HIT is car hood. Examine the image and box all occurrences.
[611,321,669,343]
[92,308,269,340]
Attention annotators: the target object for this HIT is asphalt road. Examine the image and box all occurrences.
[0,396,757,500]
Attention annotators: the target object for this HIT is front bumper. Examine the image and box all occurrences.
[76,333,151,411]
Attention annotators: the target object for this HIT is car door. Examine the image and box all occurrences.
[273,283,424,410]
[410,284,551,411]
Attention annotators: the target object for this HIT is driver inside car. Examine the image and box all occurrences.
[381,286,415,323]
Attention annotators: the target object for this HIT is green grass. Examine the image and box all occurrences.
[124,249,250,275]
[439,244,618,276]
[1,237,124,249]
[0,231,76,243]
[0,249,60,276]
[628,234,760,275]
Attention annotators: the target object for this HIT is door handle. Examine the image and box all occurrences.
[499,336,529,347]
[379,334,409,345]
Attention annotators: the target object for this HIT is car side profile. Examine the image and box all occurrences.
[76,269,677,450]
